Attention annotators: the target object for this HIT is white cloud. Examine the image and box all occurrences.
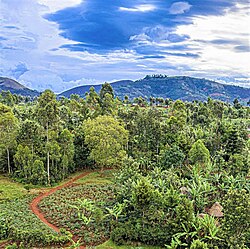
[19,70,64,92]
[169,2,191,14]
[37,0,82,13]
[1,0,249,91]
[119,4,156,12]
[170,3,250,84]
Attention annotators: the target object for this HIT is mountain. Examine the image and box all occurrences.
[59,76,250,103]
[58,80,133,98]
[0,77,40,97]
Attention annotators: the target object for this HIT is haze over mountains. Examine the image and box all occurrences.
[1,75,249,103]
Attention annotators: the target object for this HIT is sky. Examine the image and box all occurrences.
[0,0,249,93]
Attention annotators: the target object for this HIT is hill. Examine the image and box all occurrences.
[0,77,40,97]
[59,76,250,103]
[58,80,133,98]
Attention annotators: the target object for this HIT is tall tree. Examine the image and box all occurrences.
[100,82,114,100]
[36,90,59,185]
[17,119,43,156]
[0,104,19,173]
[59,129,74,178]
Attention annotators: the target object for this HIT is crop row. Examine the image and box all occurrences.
[39,183,115,246]
[0,196,71,247]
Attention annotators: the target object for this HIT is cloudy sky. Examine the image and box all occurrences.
[0,0,249,92]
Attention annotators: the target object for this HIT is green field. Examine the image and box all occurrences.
[76,170,115,185]
[97,240,163,249]
[0,175,28,201]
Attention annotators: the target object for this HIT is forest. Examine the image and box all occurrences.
[0,83,249,249]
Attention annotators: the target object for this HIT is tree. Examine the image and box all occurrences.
[159,145,185,169]
[17,119,43,156]
[84,115,129,170]
[233,98,242,109]
[171,100,187,129]
[59,129,74,178]
[36,90,59,185]
[132,176,161,209]
[100,82,114,100]
[0,104,19,173]
[222,189,250,248]
[14,144,33,179]
[31,159,46,185]
[225,124,246,157]
[73,125,91,170]
[188,139,210,165]
[101,93,116,115]
[228,153,249,177]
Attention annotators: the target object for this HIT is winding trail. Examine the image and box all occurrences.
[30,171,93,248]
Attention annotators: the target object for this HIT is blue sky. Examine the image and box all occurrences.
[0,0,249,92]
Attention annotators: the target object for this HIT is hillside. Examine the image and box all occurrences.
[58,80,133,98]
[59,76,250,103]
[0,77,40,97]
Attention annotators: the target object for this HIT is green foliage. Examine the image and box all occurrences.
[131,176,162,209]
[159,145,185,169]
[97,239,162,249]
[0,86,249,248]
[221,189,250,248]
[0,175,27,201]
[188,139,211,165]
[39,182,115,246]
[190,239,209,249]
[84,115,129,169]
[0,196,71,246]
[0,104,19,173]
[228,153,249,177]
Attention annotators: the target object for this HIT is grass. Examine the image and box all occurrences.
[0,175,28,201]
[76,170,115,185]
[96,240,163,249]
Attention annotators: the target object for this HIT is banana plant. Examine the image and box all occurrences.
[165,237,188,249]
[69,198,96,223]
[106,202,126,222]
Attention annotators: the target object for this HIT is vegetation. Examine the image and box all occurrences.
[39,170,115,246]
[97,240,162,249]
[0,176,27,201]
[0,196,71,247]
[0,83,249,248]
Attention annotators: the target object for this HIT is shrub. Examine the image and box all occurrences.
[221,189,250,248]
[190,239,209,249]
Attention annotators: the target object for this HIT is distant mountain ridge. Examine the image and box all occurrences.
[0,77,40,97]
[59,76,250,103]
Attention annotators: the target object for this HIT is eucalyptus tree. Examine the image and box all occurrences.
[59,129,74,178]
[17,119,43,156]
[0,103,19,173]
[36,90,59,185]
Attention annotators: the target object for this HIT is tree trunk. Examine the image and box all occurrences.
[46,122,50,185]
[7,147,11,174]
[31,143,34,160]
[47,151,50,185]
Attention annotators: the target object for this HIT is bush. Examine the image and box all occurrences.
[190,239,209,249]
[221,189,250,248]
[159,145,185,169]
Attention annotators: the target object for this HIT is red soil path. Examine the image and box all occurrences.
[30,171,92,248]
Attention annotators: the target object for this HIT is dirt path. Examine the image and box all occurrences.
[30,171,92,248]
